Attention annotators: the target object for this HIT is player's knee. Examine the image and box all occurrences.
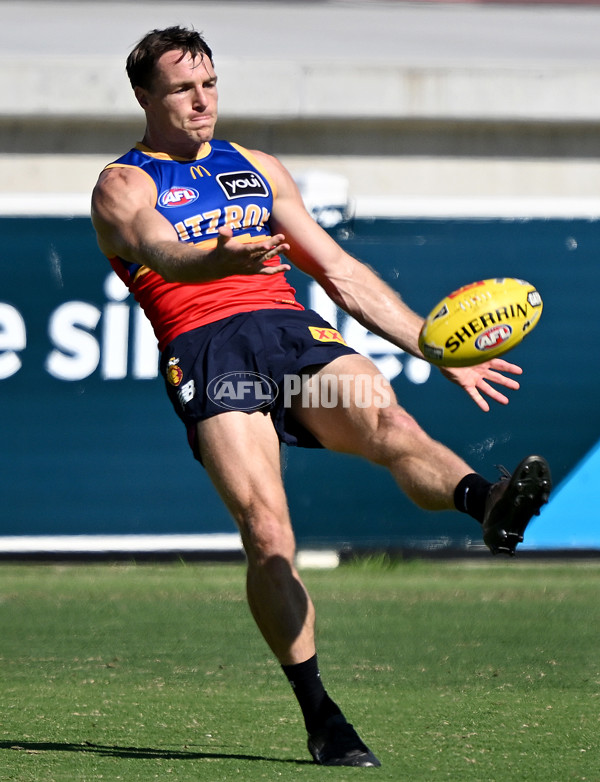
[239,509,296,567]
[369,405,426,464]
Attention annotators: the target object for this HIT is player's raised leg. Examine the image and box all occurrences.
[290,354,551,551]
[290,354,474,510]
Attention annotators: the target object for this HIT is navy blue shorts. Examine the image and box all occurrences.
[160,308,358,461]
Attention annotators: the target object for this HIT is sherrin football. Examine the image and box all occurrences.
[418,278,543,367]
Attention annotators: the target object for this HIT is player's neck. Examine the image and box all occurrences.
[141,130,210,161]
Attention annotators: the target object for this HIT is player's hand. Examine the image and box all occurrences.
[212,226,291,276]
[439,358,523,412]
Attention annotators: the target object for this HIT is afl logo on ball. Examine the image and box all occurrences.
[475,325,513,352]
[158,187,200,208]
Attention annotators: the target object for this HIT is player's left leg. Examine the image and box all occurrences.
[290,353,473,511]
[289,353,551,551]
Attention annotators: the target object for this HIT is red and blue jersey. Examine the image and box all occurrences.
[103,140,302,350]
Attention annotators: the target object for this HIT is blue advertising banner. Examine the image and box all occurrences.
[0,216,597,551]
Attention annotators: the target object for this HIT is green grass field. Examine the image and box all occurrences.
[0,559,598,781]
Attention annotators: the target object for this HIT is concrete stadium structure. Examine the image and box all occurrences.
[1,0,600,216]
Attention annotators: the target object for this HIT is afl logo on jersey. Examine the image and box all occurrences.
[158,187,200,208]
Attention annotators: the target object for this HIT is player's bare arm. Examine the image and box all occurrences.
[255,150,521,410]
[255,150,426,354]
[91,166,290,281]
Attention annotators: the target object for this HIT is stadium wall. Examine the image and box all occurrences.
[2,1,600,204]
[1,212,598,555]
[1,1,599,554]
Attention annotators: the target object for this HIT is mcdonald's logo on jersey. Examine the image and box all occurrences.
[189,165,211,179]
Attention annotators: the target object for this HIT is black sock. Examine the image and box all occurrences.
[453,473,493,523]
[281,654,342,734]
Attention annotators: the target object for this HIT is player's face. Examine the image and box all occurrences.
[136,50,219,157]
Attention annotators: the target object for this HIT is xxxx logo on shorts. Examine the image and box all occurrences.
[166,357,183,387]
[308,326,348,345]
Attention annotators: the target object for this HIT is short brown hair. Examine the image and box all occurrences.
[126,26,214,91]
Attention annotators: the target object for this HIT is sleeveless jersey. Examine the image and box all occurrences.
[103,140,303,350]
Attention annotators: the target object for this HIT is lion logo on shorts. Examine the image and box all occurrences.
[166,356,184,387]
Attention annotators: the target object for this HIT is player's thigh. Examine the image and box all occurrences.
[196,410,292,542]
[290,354,413,455]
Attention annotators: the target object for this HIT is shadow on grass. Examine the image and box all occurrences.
[1,740,313,765]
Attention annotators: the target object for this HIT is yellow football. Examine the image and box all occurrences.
[418,278,543,367]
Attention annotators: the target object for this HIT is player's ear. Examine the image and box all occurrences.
[134,86,151,110]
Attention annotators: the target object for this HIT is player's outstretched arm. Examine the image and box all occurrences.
[255,150,525,411]
[91,167,290,281]
[257,151,426,356]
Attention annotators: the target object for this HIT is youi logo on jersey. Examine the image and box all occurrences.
[158,187,200,208]
[217,171,268,200]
